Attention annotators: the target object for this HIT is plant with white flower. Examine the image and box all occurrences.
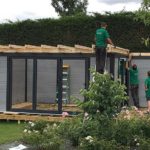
[28,130,31,134]
[43,129,48,133]
[33,130,39,133]
[23,129,28,133]
[31,122,35,127]
[125,110,130,115]
[53,123,57,128]
[136,143,140,146]
[85,136,93,143]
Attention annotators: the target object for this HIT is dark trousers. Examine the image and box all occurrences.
[130,85,139,108]
[95,47,106,74]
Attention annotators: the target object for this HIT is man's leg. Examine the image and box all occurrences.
[96,47,106,74]
[99,47,106,73]
[134,86,140,108]
[96,47,101,73]
[131,86,137,107]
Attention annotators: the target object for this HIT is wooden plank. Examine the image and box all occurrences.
[0,114,71,122]
[75,45,92,53]
[131,53,150,57]
[0,44,131,55]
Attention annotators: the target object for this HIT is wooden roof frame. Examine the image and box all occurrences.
[0,44,130,56]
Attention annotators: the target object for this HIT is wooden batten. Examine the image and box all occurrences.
[130,53,150,57]
[107,44,129,56]
[57,45,76,53]
[75,45,93,53]
[24,44,43,53]
[41,45,59,53]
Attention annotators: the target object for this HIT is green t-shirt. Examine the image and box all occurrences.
[129,68,139,85]
[95,28,110,47]
[145,77,150,98]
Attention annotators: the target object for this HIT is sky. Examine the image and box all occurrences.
[0,0,142,23]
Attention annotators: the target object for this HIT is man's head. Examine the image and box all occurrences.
[132,64,137,70]
[101,22,108,28]
[147,71,150,77]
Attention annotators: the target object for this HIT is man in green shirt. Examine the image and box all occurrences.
[145,71,150,113]
[95,22,114,73]
[127,63,139,108]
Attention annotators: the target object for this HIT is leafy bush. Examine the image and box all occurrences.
[23,121,62,150]
[78,71,128,117]
[22,73,150,150]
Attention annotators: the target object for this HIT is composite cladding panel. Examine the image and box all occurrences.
[0,57,7,111]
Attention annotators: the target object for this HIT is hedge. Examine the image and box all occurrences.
[0,12,149,52]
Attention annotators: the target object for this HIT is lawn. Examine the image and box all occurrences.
[0,121,25,144]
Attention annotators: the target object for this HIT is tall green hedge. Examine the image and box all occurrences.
[0,13,149,52]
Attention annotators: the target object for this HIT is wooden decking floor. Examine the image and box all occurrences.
[12,102,82,112]
[0,112,72,122]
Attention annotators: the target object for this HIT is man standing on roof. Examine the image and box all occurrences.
[126,59,140,108]
[95,22,114,73]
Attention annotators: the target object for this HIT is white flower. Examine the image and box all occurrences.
[18,120,21,124]
[96,110,100,113]
[122,106,127,109]
[31,123,35,127]
[80,142,83,146]
[28,130,31,134]
[89,139,94,143]
[136,143,140,146]
[53,123,57,127]
[125,110,130,115]
[33,130,39,133]
[85,136,93,140]
[23,129,27,133]
[29,121,32,124]
[84,112,89,117]
[134,138,137,142]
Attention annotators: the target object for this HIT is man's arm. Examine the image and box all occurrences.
[126,54,132,70]
[106,38,114,46]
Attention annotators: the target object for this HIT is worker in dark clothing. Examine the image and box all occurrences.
[95,22,114,73]
[126,58,139,108]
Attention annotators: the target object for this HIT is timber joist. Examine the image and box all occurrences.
[0,44,130,55]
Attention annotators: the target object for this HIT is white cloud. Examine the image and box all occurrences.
[87,0,141,14]
[0,0,58,22]
[0,0,142,23]
[96,0,142,4]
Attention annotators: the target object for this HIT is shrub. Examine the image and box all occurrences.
[23,121,62,150]
[78,71,128,117]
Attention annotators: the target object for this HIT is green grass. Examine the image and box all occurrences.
[0,121,25,144]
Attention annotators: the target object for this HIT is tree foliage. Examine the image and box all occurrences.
[51,0,88,17]
[135,0,150,47]
[135,0,150,25]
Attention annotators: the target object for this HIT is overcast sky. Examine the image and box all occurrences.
[0,0,142,23]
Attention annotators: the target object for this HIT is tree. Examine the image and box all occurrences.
[51,0,88,17]
[135,0,150,47]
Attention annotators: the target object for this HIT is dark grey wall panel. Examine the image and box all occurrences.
[37,60,57,103]
[63,60,85,101]
[0,57,7,111]
[12,59,25,104]
[114,58,119,81]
